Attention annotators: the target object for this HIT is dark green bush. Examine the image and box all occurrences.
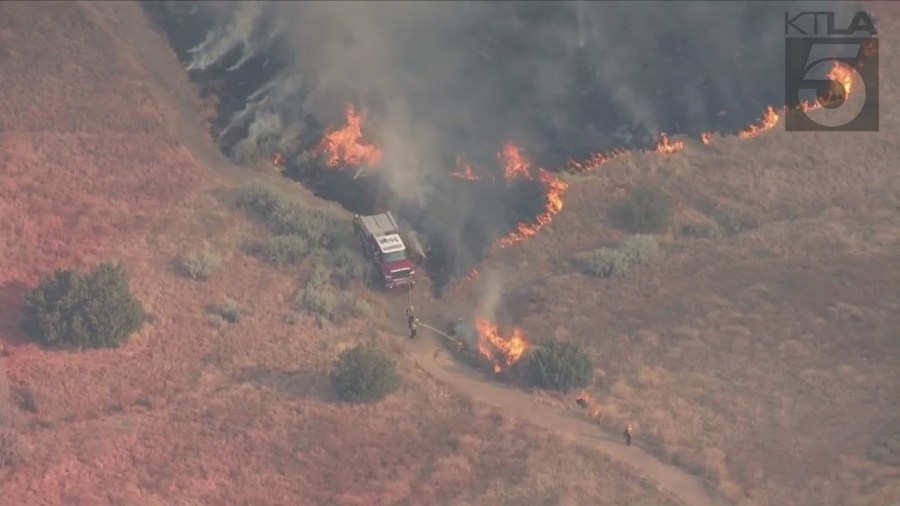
[618,184,673,233]
[22,263,144,349]
[526,339,593,392]
[330,345,399,403]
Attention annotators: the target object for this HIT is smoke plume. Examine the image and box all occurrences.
[145,1,867,290]
[475,269,504,322]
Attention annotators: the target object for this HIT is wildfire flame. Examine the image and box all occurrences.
[491,144,570,248]
[737,106,780,139]
[567,148,626,174]
[450,155,479,180]
[826,61,853,102]
[655,133,685,154]
[468,268,480,281]
[272,152,285,168]
[314,105,383,168]
[701,132,712,145]
[475,317,529,373]
[499,143,532,180]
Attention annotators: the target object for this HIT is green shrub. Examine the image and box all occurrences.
[330,245,371,285]
[297,266,372,323]
[330,345,399,403]
[586,234,660,278]
[178,250,221,280]
[22,263,144,349]
[234,183,353,249]
[526,339,593,392]
[618,185,673,233]
[210,298,243,324]
[259,235,310,265]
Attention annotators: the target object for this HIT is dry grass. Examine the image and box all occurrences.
[464,11,900,505]
[0,2,679,504]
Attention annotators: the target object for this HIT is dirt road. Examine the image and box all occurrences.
[404,327,720,506]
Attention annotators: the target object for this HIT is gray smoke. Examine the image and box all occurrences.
[148,0,866,287]
[475,269,504,322]
[172,0,864,172]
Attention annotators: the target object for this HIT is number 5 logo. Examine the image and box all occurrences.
[785,37,879,132]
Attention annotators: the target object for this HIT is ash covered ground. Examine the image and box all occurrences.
[143,0,865,291]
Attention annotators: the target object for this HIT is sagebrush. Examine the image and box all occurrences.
[330,345,399,403]
[259,235,310,266]
[22,263,144,349]
[235,183,353,249]
[178,250,221,280]
[297,266,372,324]
[586,234,660,278]
[526,339,593,392]
[210,298,243,324]
[236,184,369,283]
[617,184,673,233]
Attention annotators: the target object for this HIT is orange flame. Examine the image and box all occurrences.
[738,106,779,139]
[468,268,480,281]
[451,155,479,180]
[567,148,626,173]
[655,133,684,154]
[314,105,383,168]
[826,61,853,101]
[494,145,570,249]
[272,152,285,167]
[475,317,529,373]
[499,143,531,180]
[701,132,712,145]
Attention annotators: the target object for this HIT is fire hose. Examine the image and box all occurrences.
[406,282,456,344]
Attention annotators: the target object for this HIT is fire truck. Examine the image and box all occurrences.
[353,212,417,290]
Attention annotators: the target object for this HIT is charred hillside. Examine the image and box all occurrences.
[141,1,867,292]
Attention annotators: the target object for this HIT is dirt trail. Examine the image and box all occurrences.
[405,331,720,506]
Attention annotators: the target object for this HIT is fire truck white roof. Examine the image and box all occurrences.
[357,212,407,254]
[375,234,406,254]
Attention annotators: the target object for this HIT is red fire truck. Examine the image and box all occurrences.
[353,212,417,290]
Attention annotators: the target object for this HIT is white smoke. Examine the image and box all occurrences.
[475,269,504,322]
[185,1,265,72]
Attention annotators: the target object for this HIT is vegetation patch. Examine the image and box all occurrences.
[585,234,661,278]
[235,183,370,284]
[525,339,593,392]
[296,266,372,324]
[209,298,243,324]
[235,183,353,249]
[330,345,399,403]
[22,263,144,349]
[178,250,221,280]
[616,184,673,233]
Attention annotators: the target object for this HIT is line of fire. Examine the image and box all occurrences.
[262,58,861,376]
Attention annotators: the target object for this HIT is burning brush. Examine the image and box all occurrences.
[448,316,530,375]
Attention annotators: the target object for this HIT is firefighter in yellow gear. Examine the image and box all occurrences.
[409,316,420,340]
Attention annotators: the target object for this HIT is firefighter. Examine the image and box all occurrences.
[409,316,420,340]
[624,423,633,447]
[406,306,415,327]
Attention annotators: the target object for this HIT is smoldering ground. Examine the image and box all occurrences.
[143,1,867,291]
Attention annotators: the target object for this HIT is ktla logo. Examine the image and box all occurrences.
[784,11,879,132]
